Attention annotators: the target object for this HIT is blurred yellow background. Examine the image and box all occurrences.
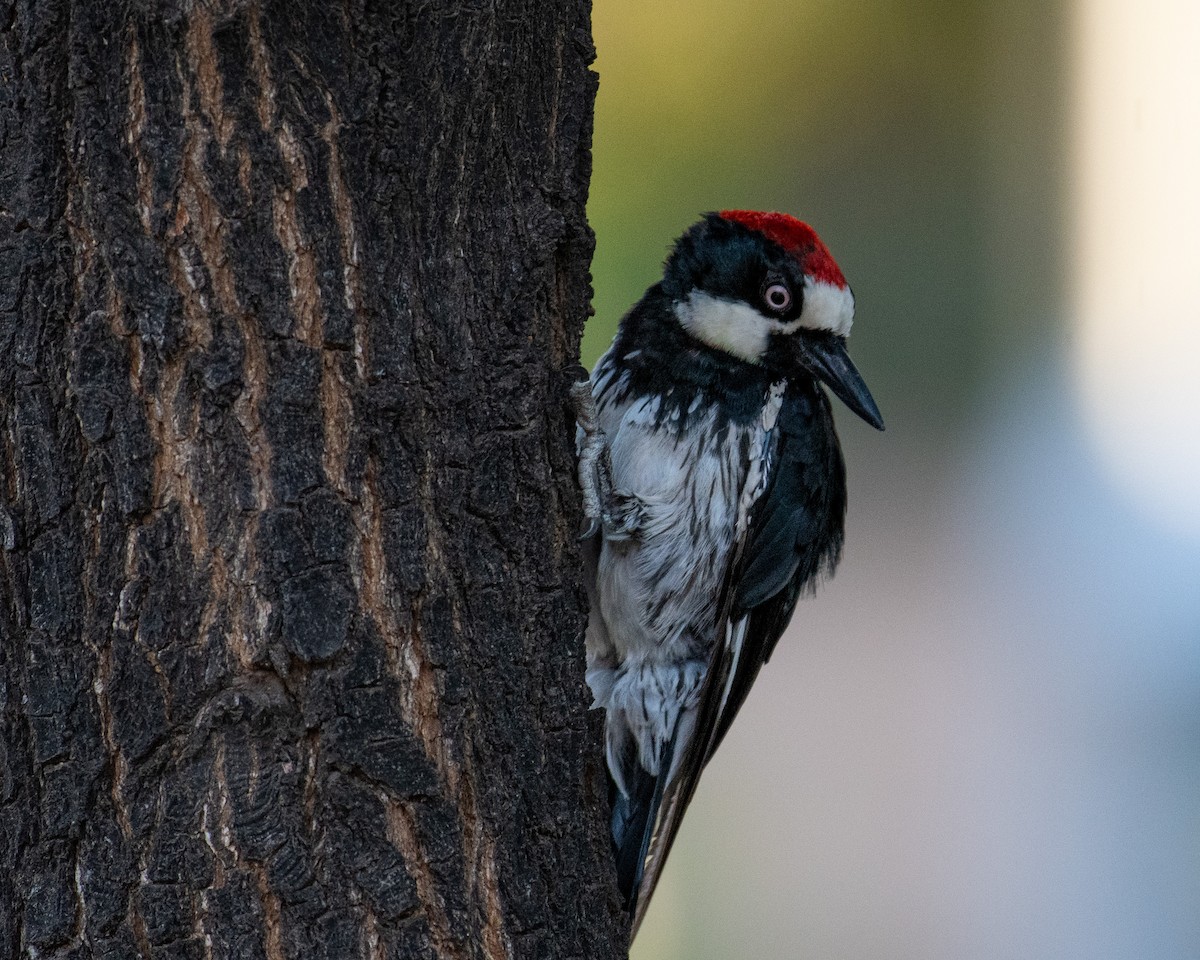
[584,1,1200,958]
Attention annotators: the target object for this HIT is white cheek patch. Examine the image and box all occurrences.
[674,291,771,363]
[795,279,854,337]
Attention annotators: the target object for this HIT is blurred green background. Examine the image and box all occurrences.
[583,1,1200,958]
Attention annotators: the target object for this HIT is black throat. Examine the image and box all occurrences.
[596,284,783,429]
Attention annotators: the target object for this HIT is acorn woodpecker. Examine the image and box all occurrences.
[574,210,883,933]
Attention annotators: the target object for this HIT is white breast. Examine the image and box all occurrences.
[583,355,784,777]
[590,381,783,666]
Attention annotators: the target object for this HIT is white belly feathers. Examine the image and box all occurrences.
[584,367,785,779]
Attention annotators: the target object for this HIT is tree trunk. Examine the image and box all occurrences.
[0,1,625,957]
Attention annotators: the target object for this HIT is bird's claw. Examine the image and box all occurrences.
[572,378,611,539]
[572,377,641,541]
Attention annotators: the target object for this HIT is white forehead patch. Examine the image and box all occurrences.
[674,281,855,364]
[799,279,855,337]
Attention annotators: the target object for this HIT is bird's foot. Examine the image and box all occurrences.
[571,378,643,541]
[600,491,645,542]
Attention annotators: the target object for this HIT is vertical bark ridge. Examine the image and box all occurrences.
[1,0,624,957]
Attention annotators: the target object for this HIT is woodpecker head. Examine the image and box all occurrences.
[663,211,884,429]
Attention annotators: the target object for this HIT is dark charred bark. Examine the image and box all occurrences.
[0,1,624,957]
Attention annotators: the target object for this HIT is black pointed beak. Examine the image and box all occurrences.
[796,333,884,430]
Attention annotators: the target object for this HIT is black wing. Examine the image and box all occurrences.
[628,384,848,933]
[709,384,847,754]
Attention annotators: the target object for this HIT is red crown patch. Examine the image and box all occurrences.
[719,210,847,289]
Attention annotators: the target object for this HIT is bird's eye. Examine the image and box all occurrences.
[762,282,792,313]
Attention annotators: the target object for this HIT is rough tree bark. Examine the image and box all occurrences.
[0,1,626,957]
